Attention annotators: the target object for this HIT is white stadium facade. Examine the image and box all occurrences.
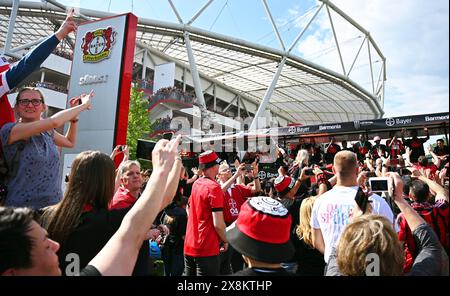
[1,0,386,137]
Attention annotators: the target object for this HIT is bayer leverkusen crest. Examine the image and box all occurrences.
[81,27,117,63]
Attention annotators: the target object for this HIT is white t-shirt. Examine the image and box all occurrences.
[310,185,394,263]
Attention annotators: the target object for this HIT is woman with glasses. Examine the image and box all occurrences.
[0,86,93,209]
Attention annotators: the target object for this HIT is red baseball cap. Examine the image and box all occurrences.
[274,175,295,197]
[198,150,221,169]
[225,196,294,263]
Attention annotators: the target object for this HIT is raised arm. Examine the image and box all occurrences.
[427,145,441,168]
[88,135,182,276]
[8,91,92,145]
[387,171,448,276]
[249,161,261,194]
[186,167,199,184]
[411,168,449,203]
[221,163,245,192]
[288,166,309,198]
[5,10,77,90]
[387,172,427,231]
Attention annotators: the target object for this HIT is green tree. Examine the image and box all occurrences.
[126,86,157,159]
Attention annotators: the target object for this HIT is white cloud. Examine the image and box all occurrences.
[285,0,449,118]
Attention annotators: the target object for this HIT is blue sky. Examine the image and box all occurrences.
[57,0,449,119]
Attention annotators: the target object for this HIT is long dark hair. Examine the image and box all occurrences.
[43,151,115,244]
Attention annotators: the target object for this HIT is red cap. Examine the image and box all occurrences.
[274,175,295,196]
[198,150,221,169]
[225,196,294,263]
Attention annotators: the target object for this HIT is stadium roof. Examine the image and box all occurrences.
[0,0,386,125]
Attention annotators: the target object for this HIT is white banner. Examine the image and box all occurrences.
[153,62,175,93]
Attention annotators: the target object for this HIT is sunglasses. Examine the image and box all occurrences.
[18,99,44,106]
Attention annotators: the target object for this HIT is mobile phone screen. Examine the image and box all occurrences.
[370,179,388,192]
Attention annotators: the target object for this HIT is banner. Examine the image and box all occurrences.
[62,13,137,158]
[186,112,449,143]
[278,112,449,137]
[153,62,176,93]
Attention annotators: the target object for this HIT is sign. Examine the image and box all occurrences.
[81,27,117,63]
[62,13,137,162]
[276,112,449,137]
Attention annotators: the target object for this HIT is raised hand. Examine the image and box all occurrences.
[237,163,246,177]
[385,172,404,203]
[151,134,182,173]
[110,145,122,159]
[55,8,77,41]
[69,95,82,108]
[80,90,94,110]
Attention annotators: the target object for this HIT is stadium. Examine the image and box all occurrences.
[1,0,386,134]
[0,0,449,279]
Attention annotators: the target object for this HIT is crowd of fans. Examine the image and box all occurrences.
[52,48,73,61]
[33,81,68,94]
[149,87,196,107]
[0,10,449,277]
[154,115,173,132]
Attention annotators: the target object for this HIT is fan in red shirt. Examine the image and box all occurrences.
[402,128,430,163]
[413,156,439,181]
[353,134,372,162]
[216,161,261,274]
[386,132,405,164]
[110,158,142,210]
[397,175,449,273]
[184,150,227,276]
[218,162,261,226]
[324,137,341,164]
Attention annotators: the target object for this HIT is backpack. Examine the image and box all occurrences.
[0,140,25,206]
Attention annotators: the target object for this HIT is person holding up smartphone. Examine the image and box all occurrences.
[310,151,394,265]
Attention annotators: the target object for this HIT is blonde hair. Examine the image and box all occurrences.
[336,215,403,276]
[118,160,141,178]
[218,161,230,173]
[294,149,309,166]
[296,196,317,247]
[333,151,358,179]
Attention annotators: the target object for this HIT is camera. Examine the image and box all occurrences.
[369,177,389,192]
[304,167,327,176]
[245,164,253,172]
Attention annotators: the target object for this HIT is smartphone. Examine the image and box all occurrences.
[163,132,173,140]
[304,169,315,176]
[355,187,369,213]
[369,177,389,192]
